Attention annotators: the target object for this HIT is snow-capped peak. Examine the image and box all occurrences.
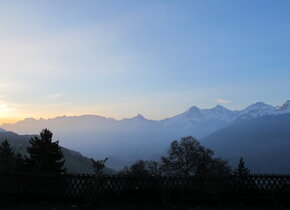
[182,106,204,119]
[201,105,238,122]
[185,105,200,113]
[166,104,237,123]
[131,114,147,120]
[213,104,224,109]
[211,105,230,112]
[276,100,290,113]
[233,102,275,122]
[122,114,148,122]
[243,102,274,112]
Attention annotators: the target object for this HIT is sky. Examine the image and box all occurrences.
[0,0,289,124]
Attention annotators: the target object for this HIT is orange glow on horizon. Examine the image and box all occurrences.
[0,117,22,125]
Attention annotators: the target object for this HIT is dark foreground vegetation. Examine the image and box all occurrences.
[1,129,290,209]
[1,173,290,209]
[1,202,288,210]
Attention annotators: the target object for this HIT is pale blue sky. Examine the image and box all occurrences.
[0,0,289,122]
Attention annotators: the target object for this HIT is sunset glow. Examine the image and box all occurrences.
[0,0,289,125]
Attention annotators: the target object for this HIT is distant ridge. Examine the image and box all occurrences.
[2,100,290,126]
[1,100,290,169]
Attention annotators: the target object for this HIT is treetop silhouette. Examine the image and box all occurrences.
[25,129,66,174]
[233,157,250,176]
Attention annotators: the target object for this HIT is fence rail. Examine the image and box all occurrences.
[1,174,290,204]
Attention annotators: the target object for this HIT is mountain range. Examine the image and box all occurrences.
[1,100,290,170]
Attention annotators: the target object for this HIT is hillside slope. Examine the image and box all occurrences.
[2,100,290,166]
[202,113,290,173]
[0,131,113,174]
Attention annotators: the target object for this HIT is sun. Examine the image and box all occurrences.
[0,103,12,115]
[0,103,17,124]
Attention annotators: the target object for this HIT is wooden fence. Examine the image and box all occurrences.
[0,174,290,204]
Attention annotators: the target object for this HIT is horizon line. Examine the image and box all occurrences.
[1,99,288,126]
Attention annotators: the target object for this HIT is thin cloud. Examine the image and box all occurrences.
[216,99,232,104]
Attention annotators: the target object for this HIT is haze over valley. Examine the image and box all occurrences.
[1,1,290,208]
[1,0,290,174]
[2,100,290,171]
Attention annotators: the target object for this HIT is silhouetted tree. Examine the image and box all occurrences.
[161,136,231,177]
[123,160,149,176]
[91,157,108,175]
[25,129,65,174]
[206,158,231,177]
[15,153,25,172]
[0,140,16,173]
[146,161,162,176]
[0,140,24,173]
[233,157,250,176]
[120,160,162,176]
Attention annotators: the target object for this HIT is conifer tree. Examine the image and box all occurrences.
[233,157,250,176]
[91,157,108,175]
[25,129,65,174]
[0,140,16,173]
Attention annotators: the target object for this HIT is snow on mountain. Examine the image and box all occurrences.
[162,105,238,124]
[201,105,239,122]
[241,102,274,114]
[123,114,149,121]
[235,101,290,121]
[163,106,204,123]
[276,100,290,113]
[159,105,240,141]
[2,100,290,169]
[235,102,275,121]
